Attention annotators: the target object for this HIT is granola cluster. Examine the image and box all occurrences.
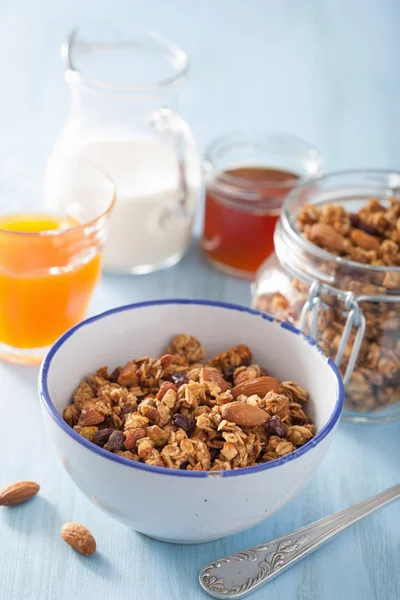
[63,335,315,471]
[255,197,400,413]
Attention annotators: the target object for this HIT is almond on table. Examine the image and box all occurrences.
[61,522,96,556]
[63,335,315,471]
[0,481,40,506]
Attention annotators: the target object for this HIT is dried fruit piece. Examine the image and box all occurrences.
[172,413,196,436]
[349,213,360,228]
[92,428,114,447]
[221,401,269,427]
[170,372,189,388]
[0,481,40,506]
[209,448,219,461]
[120,403,136,423]
[223,365,235,382]
[61,522,96,556]
[232,376,279,399]
[268,415,287,437]
[350,228,380,250]
[358,222,379,236]
[104,430,125,451]
[308,223,345,252]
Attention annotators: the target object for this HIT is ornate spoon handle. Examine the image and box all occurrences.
[200,484,400,599]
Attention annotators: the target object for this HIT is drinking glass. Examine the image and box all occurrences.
[0,154,115,364]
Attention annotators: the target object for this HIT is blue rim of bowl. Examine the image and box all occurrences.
[39,299,344,478]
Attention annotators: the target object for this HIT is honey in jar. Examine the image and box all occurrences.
[201,133,323,279]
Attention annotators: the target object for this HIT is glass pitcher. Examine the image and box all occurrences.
[50,22,200,274]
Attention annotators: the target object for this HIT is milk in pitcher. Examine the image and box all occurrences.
[74,136,198,273]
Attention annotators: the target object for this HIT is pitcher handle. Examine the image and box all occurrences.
[149,107,199,218]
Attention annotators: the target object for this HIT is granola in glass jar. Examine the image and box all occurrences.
[253,171,400,422]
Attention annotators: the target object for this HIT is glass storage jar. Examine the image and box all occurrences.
[252,170,400,423]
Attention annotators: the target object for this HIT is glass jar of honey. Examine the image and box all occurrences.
[201,132,323,279]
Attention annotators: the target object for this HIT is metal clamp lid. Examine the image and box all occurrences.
[299,282,366,386]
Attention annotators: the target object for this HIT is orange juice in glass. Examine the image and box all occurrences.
[0,155,115,363]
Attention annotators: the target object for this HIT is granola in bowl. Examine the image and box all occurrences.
[63,335,315,471]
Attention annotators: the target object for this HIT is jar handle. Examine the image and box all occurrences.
[299,285,366,386]
[149,107,198,219]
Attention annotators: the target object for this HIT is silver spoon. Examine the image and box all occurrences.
[200,484,400,599]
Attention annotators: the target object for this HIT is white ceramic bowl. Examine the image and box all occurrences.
[39,300,343,544]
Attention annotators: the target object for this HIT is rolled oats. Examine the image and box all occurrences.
[63,335,315,471]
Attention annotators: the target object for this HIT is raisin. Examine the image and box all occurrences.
[170,372,189,389]
[391,370,400,385]
[179,461,189,470]
[209,448,219,461]
[359,222,380,236]
[223,366,235,383]
[120,404,136,423]
[349,213,360,228]
[92,428,114,447]
[259,367,269,376]
[97,417,113,430]
[172,413,196,436]
[268,415,287,437]
[104,430,125,451]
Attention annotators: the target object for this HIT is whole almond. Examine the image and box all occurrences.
[61,522,97,556]
[309,223,345,252]
[232,376,279,400]
[221,401,269,427]
[0,481,40,506]
[350,228,380,250]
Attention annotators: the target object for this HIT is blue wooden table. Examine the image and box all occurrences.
[0,1,399,599]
